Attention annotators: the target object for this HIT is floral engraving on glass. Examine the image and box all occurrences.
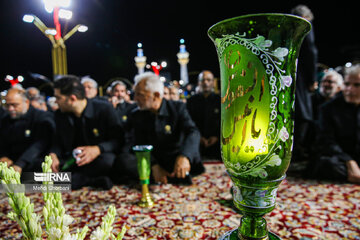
[233,185,278,208]
[216,33,294,178]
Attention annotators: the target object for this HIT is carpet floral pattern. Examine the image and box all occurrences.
[0,163,360,239]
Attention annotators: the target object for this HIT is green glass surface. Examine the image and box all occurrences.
[208,14,311,239]
[219,229,281,240]
[132,145,153,182]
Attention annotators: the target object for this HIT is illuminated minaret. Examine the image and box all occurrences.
[177,39,190,85]
[134,43,147,74]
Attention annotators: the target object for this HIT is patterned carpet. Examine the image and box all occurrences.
[1,163,360,239]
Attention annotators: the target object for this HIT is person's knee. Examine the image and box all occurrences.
[114,153,137,174]
[99,153,116,170]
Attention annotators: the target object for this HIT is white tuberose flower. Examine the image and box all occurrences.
[63,214,74,226]
[90,228,105,240]
[48,228,62,240]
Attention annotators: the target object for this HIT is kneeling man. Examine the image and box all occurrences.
[124,72,204,184]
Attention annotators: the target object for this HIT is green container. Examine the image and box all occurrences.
[208,13,311,240]
[132,145,153,185]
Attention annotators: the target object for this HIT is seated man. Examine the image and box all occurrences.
[308,65,360,183]
[312,70,343,121]
[168,83,180,101]
[50,75,123,189]
[81,76,99,99]
[120,72,204,184]
[0,88,55,174]
[186,70,221,159]
[109,80,137,127]
[81,76,107,102]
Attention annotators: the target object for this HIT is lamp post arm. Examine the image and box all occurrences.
[63,24,80,42]
[32,16,47,33]
[32,16,56,45]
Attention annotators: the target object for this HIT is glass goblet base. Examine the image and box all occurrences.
[219,228,281,240]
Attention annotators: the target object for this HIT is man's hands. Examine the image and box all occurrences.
[49,145,101,172]
[0,157,13,167]
[0,157,22,174]
[49,153,60,172]
[152,156,191,184]
[347,160,360,184]
[75,146,101,167]
[170,155,191,179]
[12,165,22,174]
[152,164,171,184]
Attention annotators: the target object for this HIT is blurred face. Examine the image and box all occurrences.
[112,84,127,101]
[320,75,341,98]
[27,88,39,99]
[169,87,179,101]
[4,92,29,119]
[54,89,73,112]
[83,81,98,99]
[163,86,170,100]
[134,80,156,110]
[343,73,360,105]
[199,71,214,94]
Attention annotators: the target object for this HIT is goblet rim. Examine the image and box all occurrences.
[208,13,311,39]
[132,145,154,152]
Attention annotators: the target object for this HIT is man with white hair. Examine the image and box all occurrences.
[319,70,344,99]
[116,72,204,184]
[312,70,344,120]
[308,65,360,183]
[81,76,99,99]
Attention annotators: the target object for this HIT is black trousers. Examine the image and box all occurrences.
[305,155,347,181]
[64,153,115,189]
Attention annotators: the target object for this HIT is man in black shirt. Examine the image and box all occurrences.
[50,75,123,189]
[0,88,54,174]
[291,5,318,162]
[187,70,221,159]
[309,65,360,183]
[110,80,137,127]
[312,70,343,121]
[125,72,204,184]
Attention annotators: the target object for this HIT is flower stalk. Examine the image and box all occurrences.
[0,162,42,240]
[0,156,126,240]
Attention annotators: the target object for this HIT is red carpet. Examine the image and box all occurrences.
[1,163,360,239]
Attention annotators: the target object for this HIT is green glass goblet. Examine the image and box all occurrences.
[132,145,154,208]
[208,13,311,239]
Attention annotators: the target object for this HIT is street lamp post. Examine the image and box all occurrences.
[23,1,87,77]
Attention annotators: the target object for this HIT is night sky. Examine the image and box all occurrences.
[1,0,359,92]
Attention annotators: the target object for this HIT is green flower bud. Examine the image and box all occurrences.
[7,211,16,221]
[21,207,28,222]
[29,218,38,236]
[43,206,48,219]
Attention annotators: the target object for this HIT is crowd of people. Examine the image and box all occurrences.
[0,71,221,189]
[1,4,360,189]
[1,64,360,190]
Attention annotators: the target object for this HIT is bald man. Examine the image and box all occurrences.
[0,88,55,174]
